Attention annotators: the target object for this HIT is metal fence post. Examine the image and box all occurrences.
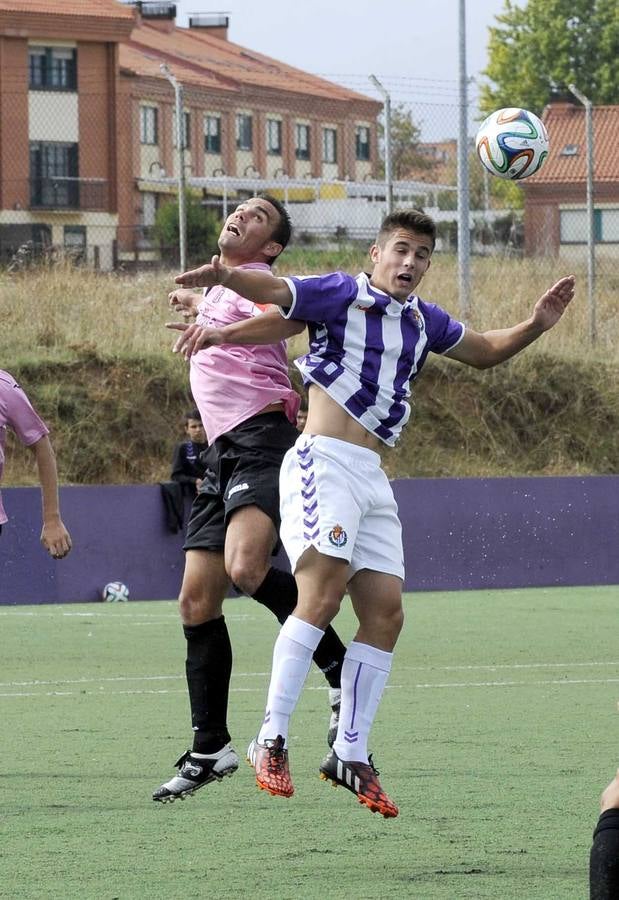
[457,0,471,320]
[568,84,596,344]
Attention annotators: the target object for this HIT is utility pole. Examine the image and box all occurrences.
[161,64,187,272]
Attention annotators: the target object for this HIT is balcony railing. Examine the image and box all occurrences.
[29,177,109,211]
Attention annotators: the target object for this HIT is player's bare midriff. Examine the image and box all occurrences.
[256,401,285,416]
[302,384,382,452]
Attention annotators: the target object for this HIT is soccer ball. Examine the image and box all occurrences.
[102,581,129,603]
[475,107,549,180]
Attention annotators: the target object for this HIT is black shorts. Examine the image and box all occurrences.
[183,411,299,552]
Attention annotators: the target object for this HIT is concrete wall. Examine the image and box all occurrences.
[1,476,617,605]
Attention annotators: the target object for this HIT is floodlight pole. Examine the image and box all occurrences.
[568,83,596,344]
[369,74,393,215]
[457,0,471,319]
[161,63,187,272]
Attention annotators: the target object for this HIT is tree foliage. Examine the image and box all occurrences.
[153,191,221,265]
[479,0,619,116]
[378,104,434,180]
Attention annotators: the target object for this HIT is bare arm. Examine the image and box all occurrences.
[166,308,305,359]
[446,275,575,369]
[30,436,72,558]
[175,255,293,307]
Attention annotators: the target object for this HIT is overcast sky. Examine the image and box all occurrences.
[171,0,520,138]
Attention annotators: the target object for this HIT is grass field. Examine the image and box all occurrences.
[2,586,617,900]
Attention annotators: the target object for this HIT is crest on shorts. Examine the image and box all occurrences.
[328,524,348,547]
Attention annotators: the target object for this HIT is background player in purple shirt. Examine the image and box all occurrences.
[0,369,72,559]
[173,209,575,818]
[153,196,347,803]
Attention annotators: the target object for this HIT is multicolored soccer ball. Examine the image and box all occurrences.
[475,108,549,180]
[102,581,129,602]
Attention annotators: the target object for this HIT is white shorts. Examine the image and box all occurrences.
[279,434,404,581]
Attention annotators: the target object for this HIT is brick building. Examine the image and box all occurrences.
[0,0,381,268]
[524,100,619,259]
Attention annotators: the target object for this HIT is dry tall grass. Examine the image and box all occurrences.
[1,253,617,484]
[1,253,617,363]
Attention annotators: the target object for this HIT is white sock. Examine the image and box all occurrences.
[333,641,393,764]
[258,616,324,746]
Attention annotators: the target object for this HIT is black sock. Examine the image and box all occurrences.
[590,809,619,900]
[252,566,346,689]
[183,616,232,753]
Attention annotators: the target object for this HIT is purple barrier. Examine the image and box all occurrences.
[0,477,617,605]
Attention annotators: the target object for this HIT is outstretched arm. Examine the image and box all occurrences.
[175,255,293,307]
[30,435,72,558]
[166,308,306,359]
[446,275,575,369]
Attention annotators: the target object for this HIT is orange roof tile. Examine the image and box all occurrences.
[530,103,619,184]
[0,0,134,18]
[123,19,378,106]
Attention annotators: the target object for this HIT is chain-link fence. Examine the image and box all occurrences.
[1,6,617,338]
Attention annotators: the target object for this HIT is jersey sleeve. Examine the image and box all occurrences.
[0,378,49,446]
[420,300,465,354]
[278,272,359,322]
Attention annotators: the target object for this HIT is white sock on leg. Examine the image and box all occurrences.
[333,641,393,763]
[258,616,324,746]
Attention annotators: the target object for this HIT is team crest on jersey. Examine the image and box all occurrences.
[328,524,348,547]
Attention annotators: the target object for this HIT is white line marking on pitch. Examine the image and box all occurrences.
[3,677,619,699]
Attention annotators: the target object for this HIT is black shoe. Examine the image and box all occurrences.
[319,749,399,818]
[152,744,239,803]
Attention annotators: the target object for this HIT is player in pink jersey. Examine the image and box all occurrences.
[0,370,72,558]
[153,195,347,803]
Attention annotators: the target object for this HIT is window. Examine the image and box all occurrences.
[174,112,191,150]
[140,106,158,145]
[29,46,77,91]
[30,141,79,208]
[356,126,370,161]
[204,115,221,153]
[236,114,253,150]
[295,123,310,161]
[560,208,619,244]
[266,119,282,156]
[322,128,337,164]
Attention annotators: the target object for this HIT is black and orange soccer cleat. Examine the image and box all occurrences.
[247,735,294,798]
[319,749,399,818]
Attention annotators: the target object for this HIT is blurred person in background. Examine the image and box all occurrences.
[170,408,207,497]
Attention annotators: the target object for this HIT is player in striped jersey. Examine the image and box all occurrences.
[172,209,575,818]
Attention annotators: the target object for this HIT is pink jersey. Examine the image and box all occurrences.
[191,262,300,443]
[0,370,49,524]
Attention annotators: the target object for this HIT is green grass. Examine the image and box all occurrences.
[2,586,618,899]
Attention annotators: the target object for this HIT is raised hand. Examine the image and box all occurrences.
[531,275,575,331]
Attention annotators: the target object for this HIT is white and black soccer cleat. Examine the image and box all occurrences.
[327,687,341,748]
[152,744,239,803]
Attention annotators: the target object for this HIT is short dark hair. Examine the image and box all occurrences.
[184,408,201,423]
[257,193,292,262]
[377,209,436,251]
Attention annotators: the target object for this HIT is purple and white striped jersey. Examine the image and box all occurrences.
[280,271,465,446]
